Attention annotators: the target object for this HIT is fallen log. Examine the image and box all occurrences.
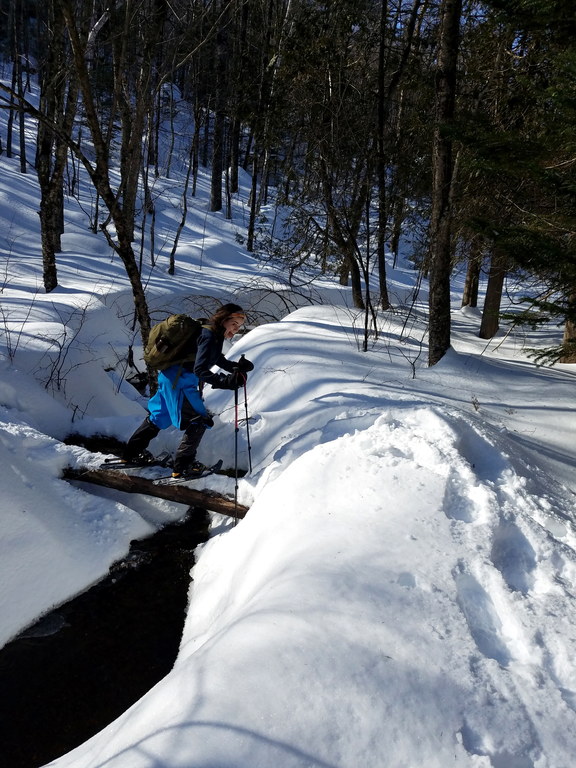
[63,467,248,519]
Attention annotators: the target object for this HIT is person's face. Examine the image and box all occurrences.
[223,314,245,339]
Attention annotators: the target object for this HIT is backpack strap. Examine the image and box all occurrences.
[171,364,184,391]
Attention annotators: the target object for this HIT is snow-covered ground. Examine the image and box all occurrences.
[1,85,575,768]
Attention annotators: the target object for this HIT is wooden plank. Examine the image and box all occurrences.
[63,467,248,519]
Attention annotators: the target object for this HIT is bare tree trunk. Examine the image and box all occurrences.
[210,1,229,212]
[462,258,481,308]
[191,100,203,197]
[560,314,576,363]
[479,251,506,339]
[210,107,225,212]
[5,0,17,159]
[202,106,210,167]
[390,194,405,268]
[229,116,240,195]
[111,1,163,243]
[343,251,365,310]
[14,0,27,173]
[38,187,63,292]
[169,137,195,274]
[428,0,462,366]
[59,0,151,343]
[36,2,79,293]
[375,0,390,310]
[375,0,422,311]
[461,238,482,307]
[325,196,367,310]
[559,289,576,363]
[246,150,259,252]
[228,0,250,196]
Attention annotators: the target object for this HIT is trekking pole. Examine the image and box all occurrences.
[243,378,252,473]
[233,373,240,521]
[238,355,252,473]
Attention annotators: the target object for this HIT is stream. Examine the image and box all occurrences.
[0,506,211,768]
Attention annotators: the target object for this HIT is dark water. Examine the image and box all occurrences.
[0,507,210,768]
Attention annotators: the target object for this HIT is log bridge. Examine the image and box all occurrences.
[63,467,248,519]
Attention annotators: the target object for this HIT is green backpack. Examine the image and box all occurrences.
[143,314,205,371]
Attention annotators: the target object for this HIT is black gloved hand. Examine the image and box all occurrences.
[236,354,254,373]
[211,371,244,390]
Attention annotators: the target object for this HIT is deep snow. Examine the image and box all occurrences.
[1,80,576,768]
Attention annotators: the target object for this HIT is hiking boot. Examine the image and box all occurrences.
[122,450,156,466]
[171,460,209,479]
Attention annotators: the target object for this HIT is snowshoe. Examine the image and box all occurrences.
[153,459,223,486]
[99,450,172,471]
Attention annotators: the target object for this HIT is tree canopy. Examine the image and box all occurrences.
[0,0,574,363]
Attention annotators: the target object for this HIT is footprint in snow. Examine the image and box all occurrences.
[454,568,511,667]
[490,519,537,595]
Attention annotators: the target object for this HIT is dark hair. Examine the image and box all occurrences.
[209,303,245,332]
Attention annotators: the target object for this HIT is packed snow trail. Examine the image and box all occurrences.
[50,407,576,768]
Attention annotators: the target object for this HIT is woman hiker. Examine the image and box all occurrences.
[123,303,253,478]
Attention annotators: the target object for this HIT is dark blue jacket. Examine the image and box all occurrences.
[193,327,237,386]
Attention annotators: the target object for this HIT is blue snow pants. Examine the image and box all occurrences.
[148,365,208,429]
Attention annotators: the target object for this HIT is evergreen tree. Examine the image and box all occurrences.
[455,1,576,361]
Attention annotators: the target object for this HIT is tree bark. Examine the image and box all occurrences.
[461,238,482,307]
[35,2,79,293]
[560,292,576,363]
[478,252,506,339]
[376,0,390,311]
[58,0,151,344]
[210,0,229,213]
[428,0,462,366]
[14,0,27,174]
[343,251,365,310]
[63,467,248,519]
[375,0,422,310]
[246,150,259,252]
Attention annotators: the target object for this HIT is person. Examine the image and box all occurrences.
[123,303,253,478]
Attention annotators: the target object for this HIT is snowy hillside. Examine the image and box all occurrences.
[1,86,576,768]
